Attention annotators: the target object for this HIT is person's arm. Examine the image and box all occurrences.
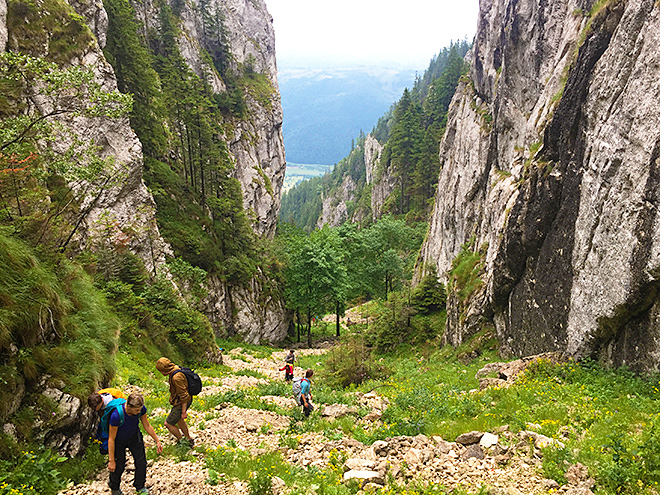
[140,414,163,454]
[107,425,118,472]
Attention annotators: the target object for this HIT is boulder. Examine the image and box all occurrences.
[479,432,499,448]
[322,404,356,418]
[43,387,83,429]
[344,458,376,472]
[363,410,382,421]
[371,440,389,456]
[460,444,485,461]
[455,431,484,445]
[476,362,504,378]
[479,377,507,390]
[566,463,595,488]
[403,447,423,466]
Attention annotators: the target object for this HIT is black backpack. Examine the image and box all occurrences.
[172,367,203,396]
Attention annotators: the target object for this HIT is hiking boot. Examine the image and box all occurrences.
[110,490,123,495]
[187,437,195,448]
[136,488,150,495]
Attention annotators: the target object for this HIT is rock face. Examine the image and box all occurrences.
[204,274,289,344]
[317,175,358,228]
[316,133,391,227]
[366,136,398,221]
[419,0,660,371]
[134,0,285,237]
[209,0,285,237]
[125,0,289,340]
[24,1,172,275]
[91,0,286,340]
[0,0,6,52]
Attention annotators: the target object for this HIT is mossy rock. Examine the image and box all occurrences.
[7,0,95,63]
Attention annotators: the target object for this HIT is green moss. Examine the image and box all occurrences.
[238,71,275,111]
[7,0,95,63]
[448,237,486,304]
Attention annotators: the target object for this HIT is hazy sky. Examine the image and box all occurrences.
[265,0,480,69]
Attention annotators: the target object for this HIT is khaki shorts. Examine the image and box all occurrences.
[166,400,192,425]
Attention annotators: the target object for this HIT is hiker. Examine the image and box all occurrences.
[285,349,296,366]
[107,392,162,495]
[300,369,314,417]
[88,388,128,455]
[279,362,294,381]
[87,387,126,414]
[279,349,295,381]
[155,356,195,446]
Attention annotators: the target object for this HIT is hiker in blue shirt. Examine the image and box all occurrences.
[300,369,314,417]
[107,393,162,495]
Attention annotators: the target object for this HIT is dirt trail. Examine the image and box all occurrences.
[60,347,568,495]
[59,349,323,495]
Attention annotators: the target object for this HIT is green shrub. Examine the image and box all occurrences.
[0,447,67,495]
[542,445,574,484]
[248,470,273,495]
[324,337,387,388]
[368,293,415,351]
[411,267,446,314]
[448,238,486,303]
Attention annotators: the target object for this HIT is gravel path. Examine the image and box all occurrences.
[59,347,575,495]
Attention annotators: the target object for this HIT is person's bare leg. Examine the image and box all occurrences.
[164,421,182,440]
[177,419,192,440]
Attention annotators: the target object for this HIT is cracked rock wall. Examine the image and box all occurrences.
[419,0,660,371]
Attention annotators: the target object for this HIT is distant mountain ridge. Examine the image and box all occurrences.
[280,41,472,230]
[279,66,418,165]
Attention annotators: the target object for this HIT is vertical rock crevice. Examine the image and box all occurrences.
[422,0,660,370]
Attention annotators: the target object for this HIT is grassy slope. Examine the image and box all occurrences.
[9,318,660,494]
[99,338,660,494]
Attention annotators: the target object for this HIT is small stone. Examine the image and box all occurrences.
[343,470,385,485]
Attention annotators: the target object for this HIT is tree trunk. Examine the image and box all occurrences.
[225,282,235,337]
[296,310,301,343]
[335,301,341,337]
[307,310,312,348]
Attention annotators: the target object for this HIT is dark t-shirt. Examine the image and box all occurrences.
[110,404,146,443]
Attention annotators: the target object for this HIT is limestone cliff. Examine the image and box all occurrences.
[130,0,284,237]
[100,0,287,342]
[1,0,287,454]
[316,134,390,227]
[0,0,6,52]
[124,0,288,341]
[419,0,660,371]
[4,0,288,342]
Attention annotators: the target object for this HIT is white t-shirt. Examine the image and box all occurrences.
[101,392,114,408]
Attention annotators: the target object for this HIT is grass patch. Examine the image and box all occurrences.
[7,0,95,63]
[448,238,486,304]
[205,446,351,494]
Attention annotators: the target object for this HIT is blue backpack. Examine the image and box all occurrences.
[96,398,126,454]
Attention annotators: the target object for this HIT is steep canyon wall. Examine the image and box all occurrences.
[2,0,288,343]
[419,0,660,371]
[1,0,287,454]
